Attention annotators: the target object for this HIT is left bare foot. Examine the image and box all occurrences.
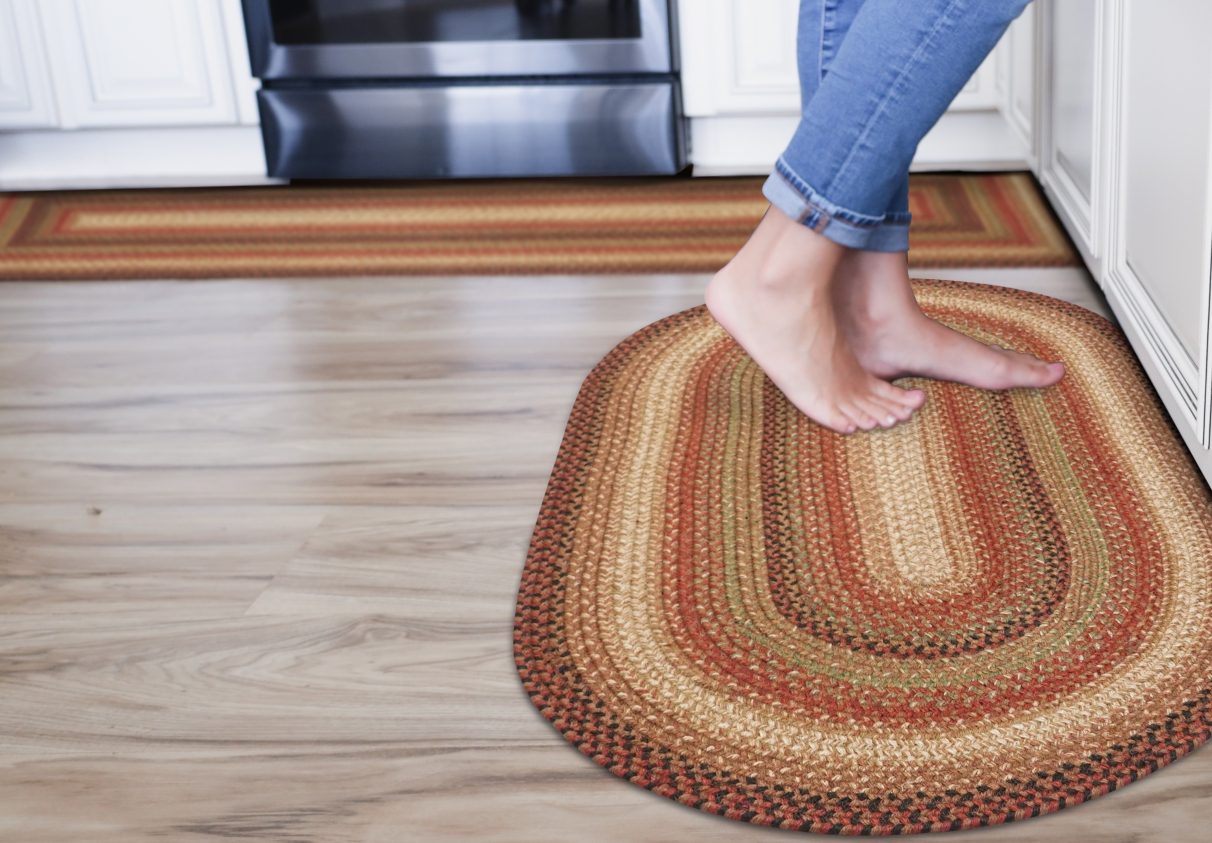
[833,251,1066,391]
[706,208,926,434]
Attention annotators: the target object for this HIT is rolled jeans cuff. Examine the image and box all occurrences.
[762,159,911,253]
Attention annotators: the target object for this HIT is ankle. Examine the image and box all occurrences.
[751,254,818,297]
[760,235,843,294]
[835,283,895,332]
[837,276,926,332]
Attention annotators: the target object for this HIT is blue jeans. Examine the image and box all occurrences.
[762,0,1033,252]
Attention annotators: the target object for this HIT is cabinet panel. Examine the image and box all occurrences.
[0,0,57,128]
[41,0,237,128]
[950,53,1001,112]
[698,0,800,115]
[1120,0,1212,364]
[731,0,799,93]
[1050,0,1096,202]
[1000,3,1034,144]
[78,0,210,106]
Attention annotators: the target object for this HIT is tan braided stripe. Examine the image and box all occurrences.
[0,174,1076,280]
[514,279,1212,835]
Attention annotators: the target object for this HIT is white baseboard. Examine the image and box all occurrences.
[687,115,801,177]
[690,110,1031,177]
[0,126,281,191]
[2,112,1031,190]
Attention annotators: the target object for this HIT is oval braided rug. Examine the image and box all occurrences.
[514,279,1212,835]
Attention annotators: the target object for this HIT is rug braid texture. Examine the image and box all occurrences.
[514,279,1212,835]
[0,173,1075,279]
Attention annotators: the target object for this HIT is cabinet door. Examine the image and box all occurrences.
[0,0,58,129]
[40,0,238,128]
[1103,0,1212,439]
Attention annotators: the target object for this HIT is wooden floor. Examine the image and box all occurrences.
[2,270,1209,842]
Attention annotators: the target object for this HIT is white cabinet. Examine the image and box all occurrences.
[0,0,270,189]
[1103,0,1212,452]
[678,0,1032,175]
[1038,0,1212,481]
[0,0,58,129]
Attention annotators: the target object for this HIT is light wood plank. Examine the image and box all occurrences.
[0,614,540,753]
[0,503,323,618]
[246,506,535,622]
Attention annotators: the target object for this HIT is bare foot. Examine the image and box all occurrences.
[705,208,927,434]
[833,250,1066,390]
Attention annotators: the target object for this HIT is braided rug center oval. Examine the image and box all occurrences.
[514,279,1212,835]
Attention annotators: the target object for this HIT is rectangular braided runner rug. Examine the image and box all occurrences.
[514,279,1212,835]
[0,173,1076,280]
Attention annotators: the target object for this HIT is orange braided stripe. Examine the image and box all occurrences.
[0,174,1076,280]
[514,280,1212,835]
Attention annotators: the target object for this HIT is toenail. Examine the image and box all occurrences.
[886,414,895,425]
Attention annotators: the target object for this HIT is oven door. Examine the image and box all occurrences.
[242,0,674,79]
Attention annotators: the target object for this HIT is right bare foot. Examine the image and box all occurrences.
[705,208,926,434]
[832,250,1066,391]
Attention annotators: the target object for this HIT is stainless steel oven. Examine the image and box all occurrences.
[241,0,685,179]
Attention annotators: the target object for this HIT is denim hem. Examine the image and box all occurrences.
[862,219,910,252]
[762,164,911,252]
[774,157,886,228]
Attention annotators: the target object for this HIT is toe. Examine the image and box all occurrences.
[1043,360,1065,385]
[854,395,897,427]
[873,378,926,410]
[853,411,880,431]
[869,396,911,425]
[898,387,927,410]
[819,408,857,435]
[841,402,879,431]
[875,392,915,420]
[871,406,902,428]
[1015,354,1066,388]
[989,348,1067,390]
